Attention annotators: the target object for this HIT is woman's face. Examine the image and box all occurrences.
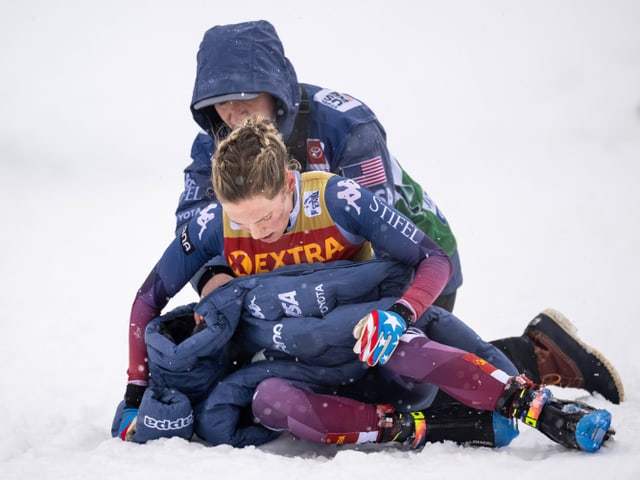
[222,172,295,243]
[214,93,277,129]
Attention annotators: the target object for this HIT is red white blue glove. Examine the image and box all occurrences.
[118,408,139,441]
[353,307,409,366]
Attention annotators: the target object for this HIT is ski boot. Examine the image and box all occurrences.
[497,374,614,452]
[377,404,427,449]
[420,401,519,448]
[378,403,519,449]
[537,396,615,451]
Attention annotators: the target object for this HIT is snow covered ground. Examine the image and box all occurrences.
[1,1,639,478]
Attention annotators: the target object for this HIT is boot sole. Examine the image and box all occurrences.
[527,308,624,403]
[575,409,612,452]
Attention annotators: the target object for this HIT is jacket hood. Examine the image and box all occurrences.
[190,20,300,140]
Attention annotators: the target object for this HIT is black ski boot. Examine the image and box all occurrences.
[537,397,615,451]
[497,374,613,452]
[420,402,518,448]
[379,402,519,449]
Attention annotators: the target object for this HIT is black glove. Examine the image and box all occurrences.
[124,383,147,409]
[117,384,147,441]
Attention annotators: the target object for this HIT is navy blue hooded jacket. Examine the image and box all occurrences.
[178,20,462,296]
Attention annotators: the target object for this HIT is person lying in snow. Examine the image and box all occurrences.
[112,258,615,452]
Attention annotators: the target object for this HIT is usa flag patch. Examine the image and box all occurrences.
[341,156,387,187]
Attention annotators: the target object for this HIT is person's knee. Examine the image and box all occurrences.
[252,377,293,430]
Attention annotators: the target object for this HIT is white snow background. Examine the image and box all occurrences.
[1,1,639,478]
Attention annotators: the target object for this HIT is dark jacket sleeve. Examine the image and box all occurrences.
[174,133,216,230]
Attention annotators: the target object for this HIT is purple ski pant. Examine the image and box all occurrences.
[252,329,512,444]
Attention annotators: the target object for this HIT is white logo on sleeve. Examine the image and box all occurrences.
[247,295,265,319]
[336,178,362,215]
[196,203,217,240]
[314,88,362,112]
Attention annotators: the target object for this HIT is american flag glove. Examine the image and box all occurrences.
[353,309,407,366]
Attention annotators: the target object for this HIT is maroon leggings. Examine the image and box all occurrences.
[252,329,511,444]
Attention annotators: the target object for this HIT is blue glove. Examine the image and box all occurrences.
[118,408,138,441]
[353,309,407,366]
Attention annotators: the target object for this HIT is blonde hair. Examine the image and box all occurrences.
[212,115,301,203]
